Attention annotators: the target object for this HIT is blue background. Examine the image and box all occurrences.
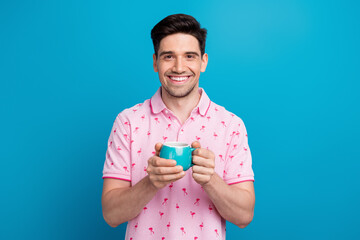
[1,0,359,239]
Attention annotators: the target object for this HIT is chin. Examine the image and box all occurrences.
[165,85,197,98]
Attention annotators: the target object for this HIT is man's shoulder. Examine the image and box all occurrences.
[209,101,245,128]
[115,99,151,123]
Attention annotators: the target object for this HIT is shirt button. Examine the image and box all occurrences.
[180,129,184,134]
[165,110,168,114]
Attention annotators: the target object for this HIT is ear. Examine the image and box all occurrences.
[153,54,158,72]
[200,53,208,72]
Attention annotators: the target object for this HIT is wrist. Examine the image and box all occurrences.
[201,173,216,189]
[145,175,160,193]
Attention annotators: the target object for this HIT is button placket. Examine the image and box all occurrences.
[177,112,198,141]
[177,128,184,142]
[163,110,182,142]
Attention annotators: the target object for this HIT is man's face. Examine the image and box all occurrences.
[153,33,208,98]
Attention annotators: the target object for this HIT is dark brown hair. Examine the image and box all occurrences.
[151,14,207,58]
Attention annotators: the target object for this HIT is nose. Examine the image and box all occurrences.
[172,57,185,73]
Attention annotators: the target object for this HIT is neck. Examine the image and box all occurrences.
[161,86,201,124]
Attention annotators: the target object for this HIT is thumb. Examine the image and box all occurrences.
[155,142,163,156]
[191,141,201,149]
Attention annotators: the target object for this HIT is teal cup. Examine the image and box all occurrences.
[159,142,196,171]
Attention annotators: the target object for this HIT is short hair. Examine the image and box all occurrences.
[151,14,207,58]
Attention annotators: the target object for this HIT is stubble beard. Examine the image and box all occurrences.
[162,81,198,98]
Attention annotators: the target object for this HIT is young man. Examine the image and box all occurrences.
[102,14,255,239]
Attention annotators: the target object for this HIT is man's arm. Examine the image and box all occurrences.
[202,176,255,228]
[102,177,156,227]
[101,143,186,227]
[191,142,255,228]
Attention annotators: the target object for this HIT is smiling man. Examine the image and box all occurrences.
[155,33,206,98]
[101,14,255,239]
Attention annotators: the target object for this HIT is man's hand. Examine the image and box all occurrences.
[191,141,215,186]
[146,143,186,190]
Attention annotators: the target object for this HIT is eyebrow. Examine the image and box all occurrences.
[159,51,200,57]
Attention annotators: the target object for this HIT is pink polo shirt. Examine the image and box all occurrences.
[103,88,254,240]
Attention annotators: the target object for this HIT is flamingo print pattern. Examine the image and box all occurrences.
[214,132,218,139]
[199,222,204,231]
[102,88,254,239]
[168,182,173,191]
[209,204,214,213]
[162,198,168,206]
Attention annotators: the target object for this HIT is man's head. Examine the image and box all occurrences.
[151,14,208,98]
[151,14,207,59]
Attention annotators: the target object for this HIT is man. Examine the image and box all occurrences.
[102,14,255,239]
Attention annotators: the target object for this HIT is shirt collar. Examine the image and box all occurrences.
[150,87,211,116]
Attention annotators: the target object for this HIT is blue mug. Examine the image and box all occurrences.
[159,142,196,171]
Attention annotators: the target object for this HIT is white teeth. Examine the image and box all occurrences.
[169,76,189,81]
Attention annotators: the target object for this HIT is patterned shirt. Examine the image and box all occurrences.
[103,88,254,240]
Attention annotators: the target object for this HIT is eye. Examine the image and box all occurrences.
[164,55,173,59]
[186,54,197,59]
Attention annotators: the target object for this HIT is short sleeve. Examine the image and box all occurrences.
[102,113,131,181]
[223,118,254,185]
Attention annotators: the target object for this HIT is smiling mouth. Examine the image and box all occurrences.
[167,75,192,83]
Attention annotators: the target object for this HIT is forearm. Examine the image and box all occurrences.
[202,173,255,228]
[102,176,158,227]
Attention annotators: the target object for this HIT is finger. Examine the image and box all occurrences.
[193,148,214,159]
[169,171,186,181]
[192,165,214,175]
[192,155,215,168]
[192,172,209,183]
[150,156,177,167]
[153,166,184,175]
[191,141,201,149]
[151,171,186,182]
[155,142,163,156]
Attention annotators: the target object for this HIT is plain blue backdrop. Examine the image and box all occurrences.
[1,0,359,239]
